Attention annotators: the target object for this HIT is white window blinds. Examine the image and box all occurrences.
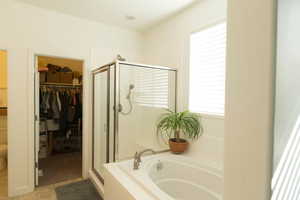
[135,68,169,108]
[189,22,227,116]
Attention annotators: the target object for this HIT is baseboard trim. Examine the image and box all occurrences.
[89,170,104,198]
[9,185,34,198]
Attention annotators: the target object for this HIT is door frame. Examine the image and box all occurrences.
[27,49,90,189]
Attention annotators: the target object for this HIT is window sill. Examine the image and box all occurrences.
[192,112,224,120]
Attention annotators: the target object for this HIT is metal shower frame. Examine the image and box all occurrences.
[91,60,178,182]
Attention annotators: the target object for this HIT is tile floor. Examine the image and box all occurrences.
[0,174,85,200]
[0,153,83,200]
[39,152,82,186]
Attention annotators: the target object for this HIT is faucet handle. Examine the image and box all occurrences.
[135,152,141,162]
[133,152,140,170]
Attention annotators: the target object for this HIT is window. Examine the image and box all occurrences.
[189,22,226,116]
[135,68,169,108]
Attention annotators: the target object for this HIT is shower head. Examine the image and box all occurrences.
[116,54,126,61]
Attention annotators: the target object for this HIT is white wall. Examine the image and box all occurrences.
[224,0,276,199]
[142,0,227,170]
[273,0,300,171]
[0,0,142,197]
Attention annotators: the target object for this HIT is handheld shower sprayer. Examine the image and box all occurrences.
[126,84,135,99]
[129,84,135,90]
[120,84,135,115]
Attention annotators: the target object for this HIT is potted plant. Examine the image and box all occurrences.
[157,110,203,154]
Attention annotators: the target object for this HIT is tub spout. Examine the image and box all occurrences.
[133,149,156,170]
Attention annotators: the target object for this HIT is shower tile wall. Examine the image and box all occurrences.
[0,115,7,145]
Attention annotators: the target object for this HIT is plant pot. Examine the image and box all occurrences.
[169,138,189,154]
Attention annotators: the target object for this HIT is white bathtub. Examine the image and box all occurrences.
[114,153,223,200]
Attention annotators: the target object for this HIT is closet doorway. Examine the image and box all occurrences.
[35,55,83,187]
[0,50,8,198]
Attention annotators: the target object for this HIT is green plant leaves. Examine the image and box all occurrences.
[156,110,203,140]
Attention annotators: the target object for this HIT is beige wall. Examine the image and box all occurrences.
[142,0,227,171]
[224,0,276,199]
[1,0,277,198]
[0,50,7,107]
[1,0,142,197]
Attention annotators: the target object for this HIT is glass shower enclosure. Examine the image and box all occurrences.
[92,61,177,181]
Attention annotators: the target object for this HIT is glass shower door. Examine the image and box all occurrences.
[93,69,109,180]
[117,63,177,161]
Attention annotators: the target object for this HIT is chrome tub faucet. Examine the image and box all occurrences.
[133,149,156,170]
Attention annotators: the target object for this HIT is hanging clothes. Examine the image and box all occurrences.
[59,91,69,135]
[74,92,82,122]
[39,86,82,138]
[50,92,60,120]
[56,91,61,111]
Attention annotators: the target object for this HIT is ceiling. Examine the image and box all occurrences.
[16,0,198,31]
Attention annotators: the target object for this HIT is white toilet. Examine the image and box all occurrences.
[0,144,7,171]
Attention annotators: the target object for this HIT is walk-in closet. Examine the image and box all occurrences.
[36,56,83,186]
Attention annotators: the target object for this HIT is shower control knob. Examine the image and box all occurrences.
[118,104,123,112]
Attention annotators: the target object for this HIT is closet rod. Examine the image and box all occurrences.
[40,83,82,88]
